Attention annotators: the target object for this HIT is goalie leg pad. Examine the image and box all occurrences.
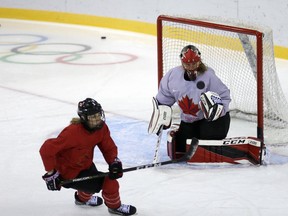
[186,137,264,165]
[148,97,172,134]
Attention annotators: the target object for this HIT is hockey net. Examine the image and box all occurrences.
[157,15,288,145]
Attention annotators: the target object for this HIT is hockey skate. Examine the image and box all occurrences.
[108,204,137,215]
[74,192,103,206]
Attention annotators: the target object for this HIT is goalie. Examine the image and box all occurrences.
[149,45,232,161]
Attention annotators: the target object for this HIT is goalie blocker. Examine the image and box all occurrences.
[148,97,172,134]
[167,127,266,165]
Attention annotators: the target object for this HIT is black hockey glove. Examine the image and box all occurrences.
[42,170,62,191]
[108,158,123,180]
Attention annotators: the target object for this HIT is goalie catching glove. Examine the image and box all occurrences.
[199,91,224,121]
[148,97,172,134]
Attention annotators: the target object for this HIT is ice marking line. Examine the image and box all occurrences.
[0,85,76,106]
[0,85,138,120]
[0,34,48,45]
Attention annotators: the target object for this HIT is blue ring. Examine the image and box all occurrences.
[0,34,48,45]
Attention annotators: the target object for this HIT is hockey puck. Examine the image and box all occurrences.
[101,36,106,39]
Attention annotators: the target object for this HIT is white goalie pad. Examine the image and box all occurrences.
[199,91,224,121]
[148,97,172,134]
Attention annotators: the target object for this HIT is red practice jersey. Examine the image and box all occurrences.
[40,122,118,179]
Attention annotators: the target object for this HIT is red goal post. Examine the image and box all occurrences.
[157,15,288,145]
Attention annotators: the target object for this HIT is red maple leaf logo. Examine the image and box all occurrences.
[178,95,200,116]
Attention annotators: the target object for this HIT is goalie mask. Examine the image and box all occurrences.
[180,45,201,81]
[77,98,105,131]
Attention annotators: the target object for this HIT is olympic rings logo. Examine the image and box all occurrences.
[0,34,138,65]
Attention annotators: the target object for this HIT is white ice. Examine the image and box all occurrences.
[1,19,288,216]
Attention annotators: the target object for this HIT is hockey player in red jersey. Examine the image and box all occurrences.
[40,98,136,215]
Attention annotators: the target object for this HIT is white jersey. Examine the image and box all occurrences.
[156,66,231,123]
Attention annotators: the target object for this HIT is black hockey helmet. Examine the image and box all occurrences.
[77,98,105,130]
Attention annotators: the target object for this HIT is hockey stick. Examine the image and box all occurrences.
[152,125,163,163]
[61,137,198,185]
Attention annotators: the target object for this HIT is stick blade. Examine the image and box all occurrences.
[180,137,199,162]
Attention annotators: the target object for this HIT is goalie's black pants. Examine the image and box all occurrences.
[175,112,230,152]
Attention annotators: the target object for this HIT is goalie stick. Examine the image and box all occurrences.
[149,97,172,163]
[61,137,198,185]
[153,125,163,163]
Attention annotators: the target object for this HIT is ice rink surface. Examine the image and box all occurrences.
[1,19,288,216]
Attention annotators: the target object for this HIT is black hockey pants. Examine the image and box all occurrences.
[176,112,230,152]
[62,163,105,194]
